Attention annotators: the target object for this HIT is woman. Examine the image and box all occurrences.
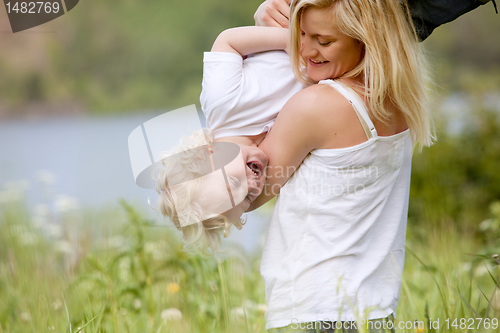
[247,0,433,331]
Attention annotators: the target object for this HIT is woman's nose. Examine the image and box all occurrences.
[300,36,315,58]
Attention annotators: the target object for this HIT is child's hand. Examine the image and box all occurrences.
[254,0,291,28]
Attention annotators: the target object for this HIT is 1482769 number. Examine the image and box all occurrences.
[5,2,60,14]
[445,318,498,330]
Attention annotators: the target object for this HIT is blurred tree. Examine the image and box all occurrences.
[410,108,500,230]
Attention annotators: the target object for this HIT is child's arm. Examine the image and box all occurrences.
[211,26,288,56]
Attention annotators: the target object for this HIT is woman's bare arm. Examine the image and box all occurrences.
[246,84,342,211]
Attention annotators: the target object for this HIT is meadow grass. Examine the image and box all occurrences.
[0,195,498,332]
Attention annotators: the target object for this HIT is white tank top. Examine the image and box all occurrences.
[260,79,413,330]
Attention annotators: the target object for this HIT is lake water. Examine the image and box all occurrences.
[0,110,271,253]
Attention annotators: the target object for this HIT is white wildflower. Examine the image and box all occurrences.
[479,219,495,232]
[460,262,472,272]
[118,257,131,281]
[52,299,62,310]
[144,241,165,260]
[54,240,73,254]
[475,264,491,277]
[0,180,28,204]
[36,170,56,185]
[19,231,37,246]
[9,225,27,237]
[242,299,254,310]
[108,236,126,249]
[5,180,30,192]
[20,311,31,321]
[45,223,63,238]
[0,190,11,204]
[161,308,183,321]
[32,204,50,227]
[34,204,50,216]
[255,303,267,314]
[133,298,142,310]
[230,307,248,319]
[54,194,80,214]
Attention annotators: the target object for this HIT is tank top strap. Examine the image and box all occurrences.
[319,79,378,139]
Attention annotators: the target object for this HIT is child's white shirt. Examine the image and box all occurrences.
[200,51,303,139]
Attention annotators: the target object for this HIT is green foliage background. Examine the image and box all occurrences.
[0,0,264,113]
[0,0,498,114]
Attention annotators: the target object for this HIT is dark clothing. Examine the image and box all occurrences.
[409,0,497,41]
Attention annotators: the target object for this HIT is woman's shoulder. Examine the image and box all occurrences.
[280,81,371,149]
[286,81,355,119]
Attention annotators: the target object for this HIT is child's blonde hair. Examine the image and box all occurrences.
[289,0,434,149]
[154,128,244,255]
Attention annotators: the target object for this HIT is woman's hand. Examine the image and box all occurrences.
[254,0,291,28]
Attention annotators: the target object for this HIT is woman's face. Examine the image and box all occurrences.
[299,7,364,82]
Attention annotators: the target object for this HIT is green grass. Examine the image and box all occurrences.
[0,193,499,332]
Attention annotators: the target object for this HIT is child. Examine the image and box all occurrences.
[155,26,303,254]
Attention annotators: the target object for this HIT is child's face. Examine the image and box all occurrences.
[299,7,364,82]
[191,142,268,223]
[220,144,268,222]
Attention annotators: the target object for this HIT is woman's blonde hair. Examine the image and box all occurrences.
[289,0,434,149]
[153,128,244,255]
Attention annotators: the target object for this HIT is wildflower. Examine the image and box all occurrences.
[36,170,56,185]
[19,231,37,246]
[161,308,183,321]
[5,180,30,192]
[133,298,142,310]
[54,194,80,214]
[52,299,62,310]
[479,219,496,232]
[34,204,50,217]
[255,303,267,314]
[46,223,63,238]
[493,254,499,265]
[475,264,490,277]
[242,299,254,309]
[0,180,29,204]
[20,311,31,321]
[107,236,126,249]
[54,240,73,254]
[118,257,131,281]
[167,282,180,294]
[230,307,248,319]
[460,262,472,272]
[208,280,218,292]
[144,241,166,260]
